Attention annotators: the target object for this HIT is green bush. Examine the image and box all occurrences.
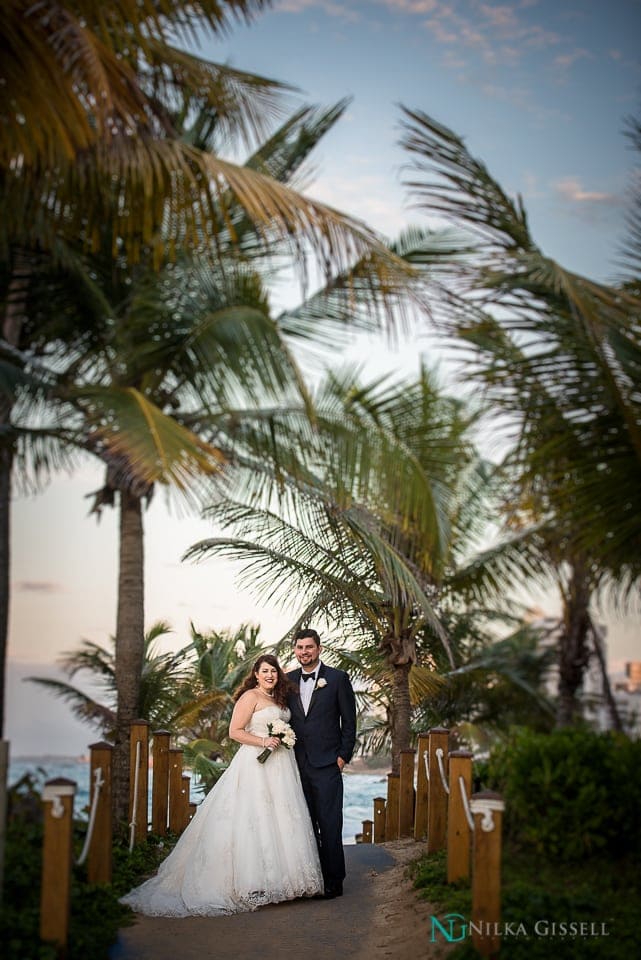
[2,773,174,960]
[486,727,641,861]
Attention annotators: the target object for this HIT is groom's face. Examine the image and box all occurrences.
[294,637,321,671]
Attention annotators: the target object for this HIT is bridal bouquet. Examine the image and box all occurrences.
[257,719,296,763]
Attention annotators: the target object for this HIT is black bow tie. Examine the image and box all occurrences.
[301,672,316,682]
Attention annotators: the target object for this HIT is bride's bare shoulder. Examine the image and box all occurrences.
[236,689,260,708]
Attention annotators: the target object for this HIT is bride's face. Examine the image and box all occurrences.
[255,661,278,694]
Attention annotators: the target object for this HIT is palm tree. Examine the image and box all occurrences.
[399,106,641,725]
[186,366,483,770]
[26,620,269,786]
[0,3,415,749]
[1,93,423,821]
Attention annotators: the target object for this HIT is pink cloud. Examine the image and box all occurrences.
[553,47,591,69]
[274,0,359,18]
[15,581,64,593]
[554,178,615,204]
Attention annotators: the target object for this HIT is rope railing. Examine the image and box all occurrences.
[459,774,475,831]
[435,747,450,795]
[76,766,104,866]
[423,749,430,782]
[128,740,142,853]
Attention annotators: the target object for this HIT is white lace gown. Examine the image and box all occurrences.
[120,706,323,916]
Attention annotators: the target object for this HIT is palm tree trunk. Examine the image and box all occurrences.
[390,662,412,773]
[113,489,145,827]
[0,255,28,898]
[557,559,591,728]
[0,441,12,740]
[0,257,28,735]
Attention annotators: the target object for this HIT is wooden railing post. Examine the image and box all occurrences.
[373,797,386,843]
[447,750,473,883]
[40,777,76,954]
[87,742,112,885]
[385,772,400,841]
[151,730,171,836]
[471,790,505,957]
[168,748,184,834]
[129,720,149,845]
[361,819,373,843]
[414,732,430,840]
[399,749,416,837]
[427,727,449,852]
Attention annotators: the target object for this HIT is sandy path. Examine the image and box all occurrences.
[110,840,447,960]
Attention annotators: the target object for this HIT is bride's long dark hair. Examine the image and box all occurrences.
[233,654,292,709]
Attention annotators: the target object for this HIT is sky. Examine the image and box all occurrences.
[6,0,641,755]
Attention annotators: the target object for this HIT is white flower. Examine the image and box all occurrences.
[257,719,296,763]
[316,678,327,688]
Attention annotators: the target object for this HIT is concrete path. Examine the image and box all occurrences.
[110,844,396,960]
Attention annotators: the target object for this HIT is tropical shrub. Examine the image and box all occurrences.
[487,728,641,861]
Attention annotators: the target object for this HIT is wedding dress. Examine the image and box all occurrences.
[120,706,323,916]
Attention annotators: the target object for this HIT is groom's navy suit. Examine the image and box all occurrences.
[287,663,356,893]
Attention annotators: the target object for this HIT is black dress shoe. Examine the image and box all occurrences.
[323,883,343,899]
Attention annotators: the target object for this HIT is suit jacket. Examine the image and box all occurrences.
[287,663,357,769]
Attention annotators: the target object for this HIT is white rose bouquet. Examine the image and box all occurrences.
[257,718,296,763]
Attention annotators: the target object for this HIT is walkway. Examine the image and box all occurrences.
[110,844,400,960]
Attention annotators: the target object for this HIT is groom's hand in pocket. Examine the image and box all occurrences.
[336,757,345,772]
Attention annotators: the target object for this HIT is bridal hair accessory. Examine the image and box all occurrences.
[257,719,296,763]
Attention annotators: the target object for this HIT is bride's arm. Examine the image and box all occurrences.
[229,693,281,749]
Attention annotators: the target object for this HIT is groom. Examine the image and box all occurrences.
[287,628,357,899]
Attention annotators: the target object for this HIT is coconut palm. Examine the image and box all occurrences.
[1,0,392,266]
[0,0,415,754]
[26,620,266,750]
[25,622,219,735]
[186,366,486,770]
[399,106,641,725]
[1,91,423,822]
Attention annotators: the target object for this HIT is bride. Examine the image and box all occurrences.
[120,654,324,916]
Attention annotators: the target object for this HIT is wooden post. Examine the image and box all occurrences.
[87,742,112,885]
[362,819,373,843]
[373,797,386,843]
[471,790,505,958]
[40,777,76,954]
[399,749,415,837]
[427,727,449,852]
[188,802,197,824]
[168,748,184,834]
[385,772,400,841]
[447,750,473,884]
[181,775,191,832]
[129,720,149,845]
[151,730,171,836]
[414,732,430,840]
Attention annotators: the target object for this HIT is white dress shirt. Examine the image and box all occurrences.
[299,661,321,715]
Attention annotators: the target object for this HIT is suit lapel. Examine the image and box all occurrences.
[290,668,305,717]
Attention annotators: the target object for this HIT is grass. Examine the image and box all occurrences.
[410,843,641,958]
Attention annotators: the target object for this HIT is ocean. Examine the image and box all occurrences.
[8,756,388,845]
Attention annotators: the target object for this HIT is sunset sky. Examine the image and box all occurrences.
[7,0,641,754]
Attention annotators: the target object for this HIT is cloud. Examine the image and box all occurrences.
[15,580,64,594]
[553,47,591,70]
[274,0,359,19]
[554,177,615,205]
